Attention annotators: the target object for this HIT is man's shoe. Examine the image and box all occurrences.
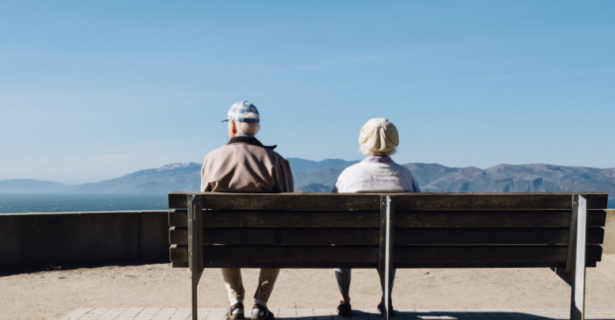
[337,303,352,317]
[225,302,245,320]
[251,304,274,320]
[377,302,395,318]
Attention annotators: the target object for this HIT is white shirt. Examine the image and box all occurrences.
[333,157,421,193]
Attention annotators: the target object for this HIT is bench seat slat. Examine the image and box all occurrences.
[169,245,602,269]
[396,210,607,228]
[395,245,602,268]
[396,227,605,245]
[169,193,381,210]
[168,210,607,228]
[169,192,608,210]
[169,210,379,228]
[395,193,608,210]
[169,227,604,246]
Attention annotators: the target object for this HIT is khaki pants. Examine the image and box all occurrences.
[222,268,280,304]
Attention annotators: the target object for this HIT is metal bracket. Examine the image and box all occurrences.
[378,195,395,320]
[553,194,587,320]
[188,195,203,320]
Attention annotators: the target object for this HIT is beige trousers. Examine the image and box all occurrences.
[221,268,280,304]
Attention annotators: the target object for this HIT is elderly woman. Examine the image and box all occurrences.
[332,118,420,317]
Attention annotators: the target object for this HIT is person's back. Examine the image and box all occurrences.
[202,136,292,193]
[333,157,419,193]
[332,118,419,318]
[201,101,293,320]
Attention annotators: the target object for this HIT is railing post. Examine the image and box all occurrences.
[188,195,203,320]
[378,195,395,320]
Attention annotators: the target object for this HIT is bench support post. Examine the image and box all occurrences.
[378,195,395,320]
[553,195,587,320]
[188,195,204,320]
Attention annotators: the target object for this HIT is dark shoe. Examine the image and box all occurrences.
[337,303,352,317]
[251,304,274,320]
[225,302,245,320]
[377,302,395,318]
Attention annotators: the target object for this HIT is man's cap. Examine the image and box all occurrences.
[222,101,260,123]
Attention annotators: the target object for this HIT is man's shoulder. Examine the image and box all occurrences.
[204,144,234,160]
[205,143,288,163]
[270,150,290,162]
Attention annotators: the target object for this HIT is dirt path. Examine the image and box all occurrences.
[1,256,614,320]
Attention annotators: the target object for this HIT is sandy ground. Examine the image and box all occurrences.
[1,256,614,320]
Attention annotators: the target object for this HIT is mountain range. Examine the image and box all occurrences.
[0,158,613,205]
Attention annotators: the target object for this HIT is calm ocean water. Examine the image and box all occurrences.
[0,194,612,214]
[0,194,168,214]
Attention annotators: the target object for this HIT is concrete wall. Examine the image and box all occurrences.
[1,209,613,272]
[0,211,169,271]
[604,209,615,254]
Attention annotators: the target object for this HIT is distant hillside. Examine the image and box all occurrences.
[0,179,76,193]
[287,158,358,173]
[405,163,615,196]
[79,163,200,194]
[0,160,613,204]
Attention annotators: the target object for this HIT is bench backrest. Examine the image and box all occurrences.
[168,192,608,269]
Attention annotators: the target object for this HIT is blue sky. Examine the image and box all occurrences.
[1,0,614,184]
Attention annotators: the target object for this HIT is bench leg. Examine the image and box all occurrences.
[552,195,587,320]
[378,196,395,320]
[188,195,204,320]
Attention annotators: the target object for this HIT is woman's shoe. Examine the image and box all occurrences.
[337,303,352,317]
[377,302,395,318]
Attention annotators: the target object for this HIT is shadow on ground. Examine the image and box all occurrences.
[298,310,615,320]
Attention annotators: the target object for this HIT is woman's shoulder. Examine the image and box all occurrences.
[340,161,380,174]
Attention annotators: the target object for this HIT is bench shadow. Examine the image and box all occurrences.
[284,311,615,320]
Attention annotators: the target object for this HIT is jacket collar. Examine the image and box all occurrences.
[228,136,277,150]
[361,156,394,163]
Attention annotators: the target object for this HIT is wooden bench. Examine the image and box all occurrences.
[168,192,608,320]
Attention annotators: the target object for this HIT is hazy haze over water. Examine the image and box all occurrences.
[0,194,168,214]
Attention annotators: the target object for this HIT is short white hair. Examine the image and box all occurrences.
[230,112,260,135]
[360,146,397,156]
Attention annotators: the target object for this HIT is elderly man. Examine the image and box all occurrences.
[201,101,294,320]
[332,118,420,318]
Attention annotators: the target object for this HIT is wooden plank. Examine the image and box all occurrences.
[169,209,606,228]
[590,210,609,227]
[169,210,379,228]
[169,192,380,210]
[170,245,378,268]
[395,193,608,210]
[169,192,607,210]
[395,210,606,228]
[171,228,378,245]
[395,228,605,245]
[169,245,602,268]
[169,227,604,246]
[394,245,602,266]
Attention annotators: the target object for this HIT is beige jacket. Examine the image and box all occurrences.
[201,136,294,193]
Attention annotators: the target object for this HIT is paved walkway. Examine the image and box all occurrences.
[61,308,615,320]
